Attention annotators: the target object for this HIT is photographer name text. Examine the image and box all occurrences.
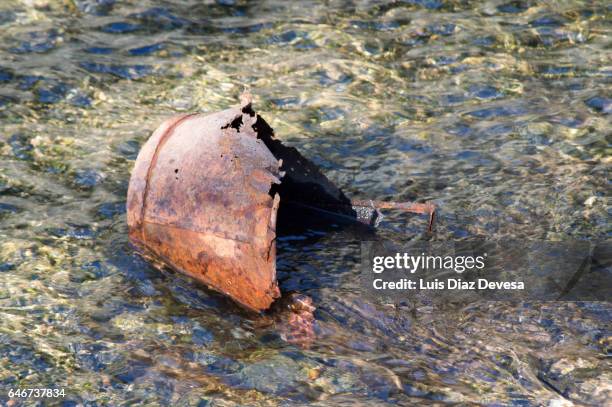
[373,278,524,290]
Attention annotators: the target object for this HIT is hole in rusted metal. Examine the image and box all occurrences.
[222,115,243,131]
[242,103,255,116]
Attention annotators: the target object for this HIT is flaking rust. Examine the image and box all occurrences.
[127,93,435,312]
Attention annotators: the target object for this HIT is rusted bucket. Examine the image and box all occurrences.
[127,95,283,311]
[127,94,435,312]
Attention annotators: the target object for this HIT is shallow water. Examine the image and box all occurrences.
[0,0,610,405]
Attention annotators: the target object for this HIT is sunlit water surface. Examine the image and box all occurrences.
[0,0,610,405]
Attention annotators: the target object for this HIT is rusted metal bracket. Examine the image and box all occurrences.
[351,199,436,232]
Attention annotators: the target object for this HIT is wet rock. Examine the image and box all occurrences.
[445,122,472,137]
[0,67,14,83]
[469,85,503,100]
[220,22,273,35]
[74,0,115,16]
[313,358,401,399]
[96,201,126,219]
[472,36,496,46]
[111,313,147,334]
[128,43,165,56]
[18,75,43,90]
[165,280,228,311]
[271,293,317,347]
[80,62,154,80]
[0,95,15,107]
[70,266,103,283]
[349,20,402,31]
[49,224,97,239]
[427,23,456,36]
[66,90,92,107]
[405,0,443,10]
[552,116,584,128]
[271,97,300,107]
[37,82,69,104]
[236,354,305,395]
[530,16,566,28]
[585,97,611,114]
[100,22,141,34]
[191,326,214,346]
[319,106,345,121]
[538,65,574,76]
[467,105,527,119]
[59,399,80,407]
[74,169,104,189]
[78,260,110,280]
[129,7,189,31]
[8,133,33,160]
[0,263,16,272]
[84,46,114,54]
[538,357,607,404]
[497,1,530,13]
[117,139,141,159]
[194,353,242,374]
[10,30,60,54]
[114,359,149,383]
[315,70,352,86]
[0,203,19,216]
[0,10,16,25]
[129,279,159,297]
[268,30,313,48]
[1,344,50,371]
[432,55,457,66]
[440,94,465,106]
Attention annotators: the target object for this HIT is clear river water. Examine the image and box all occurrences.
[0,0,610,405]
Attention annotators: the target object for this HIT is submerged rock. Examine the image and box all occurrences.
[236,354,306,395]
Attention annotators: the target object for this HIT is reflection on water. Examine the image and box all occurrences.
[0,0,609,405]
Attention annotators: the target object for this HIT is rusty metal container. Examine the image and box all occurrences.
[127,94,435,312]
[127,95,282,312]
